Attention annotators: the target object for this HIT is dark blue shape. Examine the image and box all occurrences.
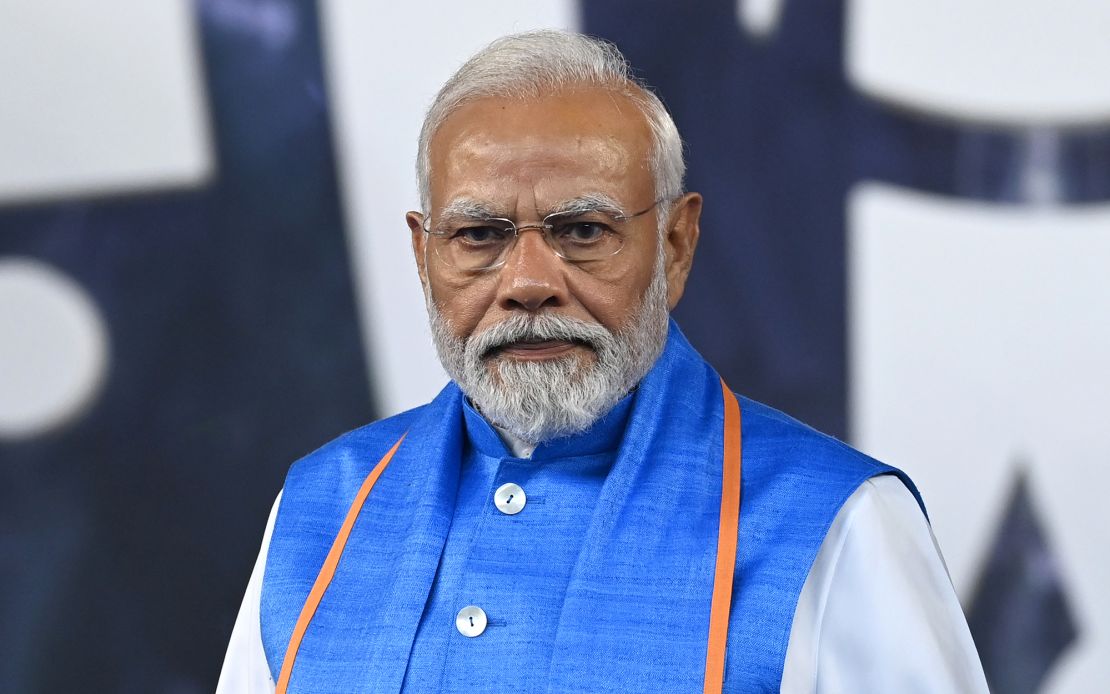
[968,470,1079,694]
[0,1,372,691]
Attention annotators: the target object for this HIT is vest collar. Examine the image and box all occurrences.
[461,391,635,461]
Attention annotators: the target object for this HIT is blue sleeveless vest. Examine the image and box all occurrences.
[260,321,922,692]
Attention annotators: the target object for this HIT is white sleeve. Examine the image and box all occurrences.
[215,492,282,694]
[780,475,990,694]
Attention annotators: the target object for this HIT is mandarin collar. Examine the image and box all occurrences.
[461,389,635,461]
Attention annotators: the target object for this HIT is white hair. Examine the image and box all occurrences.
[416,30,686,212]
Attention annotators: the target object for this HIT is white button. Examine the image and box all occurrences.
[494,482,526,515]
[456,605,487,637]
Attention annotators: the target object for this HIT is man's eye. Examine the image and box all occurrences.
[453,225,510,245]
[554,221,610,244]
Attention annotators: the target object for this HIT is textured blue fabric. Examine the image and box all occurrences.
[400,395,633,691]
[261,321,922,692]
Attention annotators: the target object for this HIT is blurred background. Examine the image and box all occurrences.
[1,1,1107,692]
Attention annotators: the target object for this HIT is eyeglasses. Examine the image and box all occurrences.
[420,199,664,273]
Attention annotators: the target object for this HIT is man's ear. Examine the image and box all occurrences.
[663,192,702,310]
[406,211,430,289]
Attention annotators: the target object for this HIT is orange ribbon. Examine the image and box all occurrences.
[704,380,743,693]
[275,433,405,694]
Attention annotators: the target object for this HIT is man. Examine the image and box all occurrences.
[218,31,988,693]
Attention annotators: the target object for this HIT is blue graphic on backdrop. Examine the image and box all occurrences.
[584,0,1110,438]
[0,1,372,691]
[968,468,1079,693]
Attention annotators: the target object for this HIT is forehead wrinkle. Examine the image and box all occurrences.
[471,131,633,178]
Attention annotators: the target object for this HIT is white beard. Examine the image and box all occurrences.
[427,249,669,445]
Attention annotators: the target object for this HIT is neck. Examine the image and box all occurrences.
[490,422,537,459]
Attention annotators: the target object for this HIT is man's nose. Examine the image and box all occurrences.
[495,227,569,312]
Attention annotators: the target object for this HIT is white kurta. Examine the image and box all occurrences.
[216,476,989,693]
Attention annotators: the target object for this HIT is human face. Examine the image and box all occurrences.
[407,86,701,364]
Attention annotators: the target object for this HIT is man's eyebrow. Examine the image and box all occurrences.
[436,194,627,221]
[438,199,506,220]
[544,194,626,217]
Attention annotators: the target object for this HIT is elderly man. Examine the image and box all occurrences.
[218,31,987,693]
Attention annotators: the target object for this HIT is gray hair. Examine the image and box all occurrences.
[416,30,686,213]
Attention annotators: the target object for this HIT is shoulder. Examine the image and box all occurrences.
[848,475,930,525]
[738,395,889,473]
[829,475,932,553]
[735,394,926,517]
[266,401,439,569]
[284,404,428,482]
[784,476,933,612]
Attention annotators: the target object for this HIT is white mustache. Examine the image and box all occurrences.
[468,314,610,359]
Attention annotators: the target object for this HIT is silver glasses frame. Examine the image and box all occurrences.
[420,198,665,272]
